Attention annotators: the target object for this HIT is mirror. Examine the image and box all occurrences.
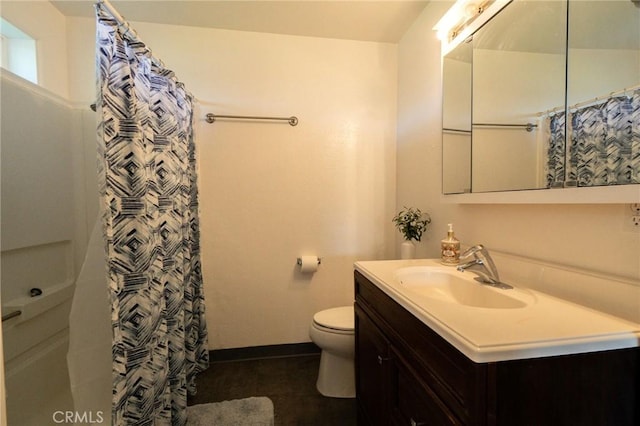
[442,40,472,194]
[442,0,640,194]
[566,0,640,187]
[471,0,567,193]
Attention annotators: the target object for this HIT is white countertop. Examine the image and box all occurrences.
[355,258,640,363]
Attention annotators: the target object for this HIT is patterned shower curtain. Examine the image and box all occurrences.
[568,89,640,186]
[95,4,209,425]
[545,112,566,188]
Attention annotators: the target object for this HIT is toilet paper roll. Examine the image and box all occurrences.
[299,256,319,273]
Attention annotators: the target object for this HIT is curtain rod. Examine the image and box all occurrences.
[205,113,299,126]
[2,310,21,322]
[93,0,194,110]
[568,84,640,111]
[96,0,130,35]
[540,84,640,117]
[473,123,537,132]
[95,0,294,127]
[95,0,161,67]
[443,128,471,134]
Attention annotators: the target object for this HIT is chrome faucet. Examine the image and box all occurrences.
[457,245,512,289]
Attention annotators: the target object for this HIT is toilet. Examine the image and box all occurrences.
[309,305,355,398]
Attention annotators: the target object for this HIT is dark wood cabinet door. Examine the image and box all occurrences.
[389,346,462,426]
[355,304,390,426]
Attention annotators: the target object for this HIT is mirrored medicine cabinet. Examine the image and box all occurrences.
[441,0,640,203]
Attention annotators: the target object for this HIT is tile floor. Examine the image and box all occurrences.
[189,349,358,425]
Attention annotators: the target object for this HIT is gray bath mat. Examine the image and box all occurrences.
[188,397,274,426]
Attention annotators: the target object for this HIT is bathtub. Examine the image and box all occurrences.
[2,280,75,426]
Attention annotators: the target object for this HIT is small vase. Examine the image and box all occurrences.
[400,240,415,259]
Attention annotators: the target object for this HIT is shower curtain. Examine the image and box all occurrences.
[568,89,640,186]
[546,89,640,187]
[545,112,566,188]
[96,3,209,425]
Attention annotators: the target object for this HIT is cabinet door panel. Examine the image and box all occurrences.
[355,270,486,423]
[491,349,640,426]
[355,304,390,426]
[391,347,462,426]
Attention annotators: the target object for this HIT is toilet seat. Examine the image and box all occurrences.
[313,306,354,333]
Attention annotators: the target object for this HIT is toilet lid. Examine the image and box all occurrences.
[313,306,354,331]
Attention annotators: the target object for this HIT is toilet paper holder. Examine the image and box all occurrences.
[297,257,321,266]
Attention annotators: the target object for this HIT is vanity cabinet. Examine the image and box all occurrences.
[354,270,639,426]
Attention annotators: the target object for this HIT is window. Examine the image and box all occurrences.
[0,17,37,84]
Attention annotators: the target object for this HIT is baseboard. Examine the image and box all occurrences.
[210,342,320,363]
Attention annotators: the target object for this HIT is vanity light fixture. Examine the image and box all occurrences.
[433,1,465,41]
[434,0,492,42]
[434,0,510,54]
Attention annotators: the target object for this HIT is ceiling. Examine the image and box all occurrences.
[50,0,431,43]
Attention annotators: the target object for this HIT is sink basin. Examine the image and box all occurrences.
[395,266,529,309]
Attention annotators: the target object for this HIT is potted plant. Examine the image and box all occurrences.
[392,207,431,259]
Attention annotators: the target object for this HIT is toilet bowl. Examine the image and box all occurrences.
[309,306,355,398]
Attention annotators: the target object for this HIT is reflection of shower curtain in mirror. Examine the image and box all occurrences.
[567,89,640,186]
[96,3,209,425]
[545,113,566,188]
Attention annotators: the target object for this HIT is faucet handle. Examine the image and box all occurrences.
[460,244,486,260]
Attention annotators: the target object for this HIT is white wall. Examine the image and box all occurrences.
[472,127,540,192]
[442,56,471,130]
[0,1,69,98]
[0,74,74,253]
[1,2,96,282]
[397,4,640,281]
[195,29,397,349]
[397,1,454,259]
[0,2,79,303]
[442,55,471,194]
[567,49,639,104]
[68,18,398,349]
[472,49,564,192]
[1,4,79,422]
[473,50,565,122]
